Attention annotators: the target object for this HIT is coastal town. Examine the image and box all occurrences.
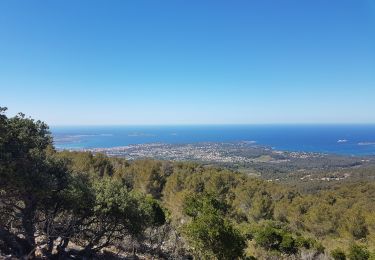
[70,142,375,184]
[69,141,369,167]
[79,142,295,162]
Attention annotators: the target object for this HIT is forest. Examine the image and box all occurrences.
[1,108,374,260]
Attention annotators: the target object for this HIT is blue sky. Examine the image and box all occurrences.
[1,0,374,125]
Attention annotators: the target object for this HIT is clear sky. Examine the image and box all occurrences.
[1,0,374,125]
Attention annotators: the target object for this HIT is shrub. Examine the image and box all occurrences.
[255,225,283,251]
[331,248,346,260]
[348,244,370,260]
[183,193,246,259]
[279,233,297,254]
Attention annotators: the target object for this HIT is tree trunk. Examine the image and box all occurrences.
[56,237,70,259]
[21,198,37,258]
[45,236,55,258]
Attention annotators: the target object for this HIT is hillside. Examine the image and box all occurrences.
[1,109,374,259]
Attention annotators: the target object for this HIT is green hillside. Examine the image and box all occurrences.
[1,108,374,259]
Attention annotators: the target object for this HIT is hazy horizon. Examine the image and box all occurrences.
[49,123,375,127]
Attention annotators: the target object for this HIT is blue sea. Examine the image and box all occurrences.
[51,125,375,156]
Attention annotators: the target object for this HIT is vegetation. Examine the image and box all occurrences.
[182,193,246,259]
[1,107,375,259]
[0,108,166,258]
[331,248,347,260]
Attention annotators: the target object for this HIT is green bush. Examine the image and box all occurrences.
[331,248,346,260]
[255,225,283,251]
[254,225,300,254]
[348,244,370,260]
[295,236,311,249]
[279,233,297,254]
[183,193,246,259]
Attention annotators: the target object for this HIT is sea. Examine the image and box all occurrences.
[51,125,375,156]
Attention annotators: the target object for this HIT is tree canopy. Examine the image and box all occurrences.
[1,107,375,259]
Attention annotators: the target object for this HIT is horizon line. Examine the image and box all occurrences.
[49,122,375,127]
